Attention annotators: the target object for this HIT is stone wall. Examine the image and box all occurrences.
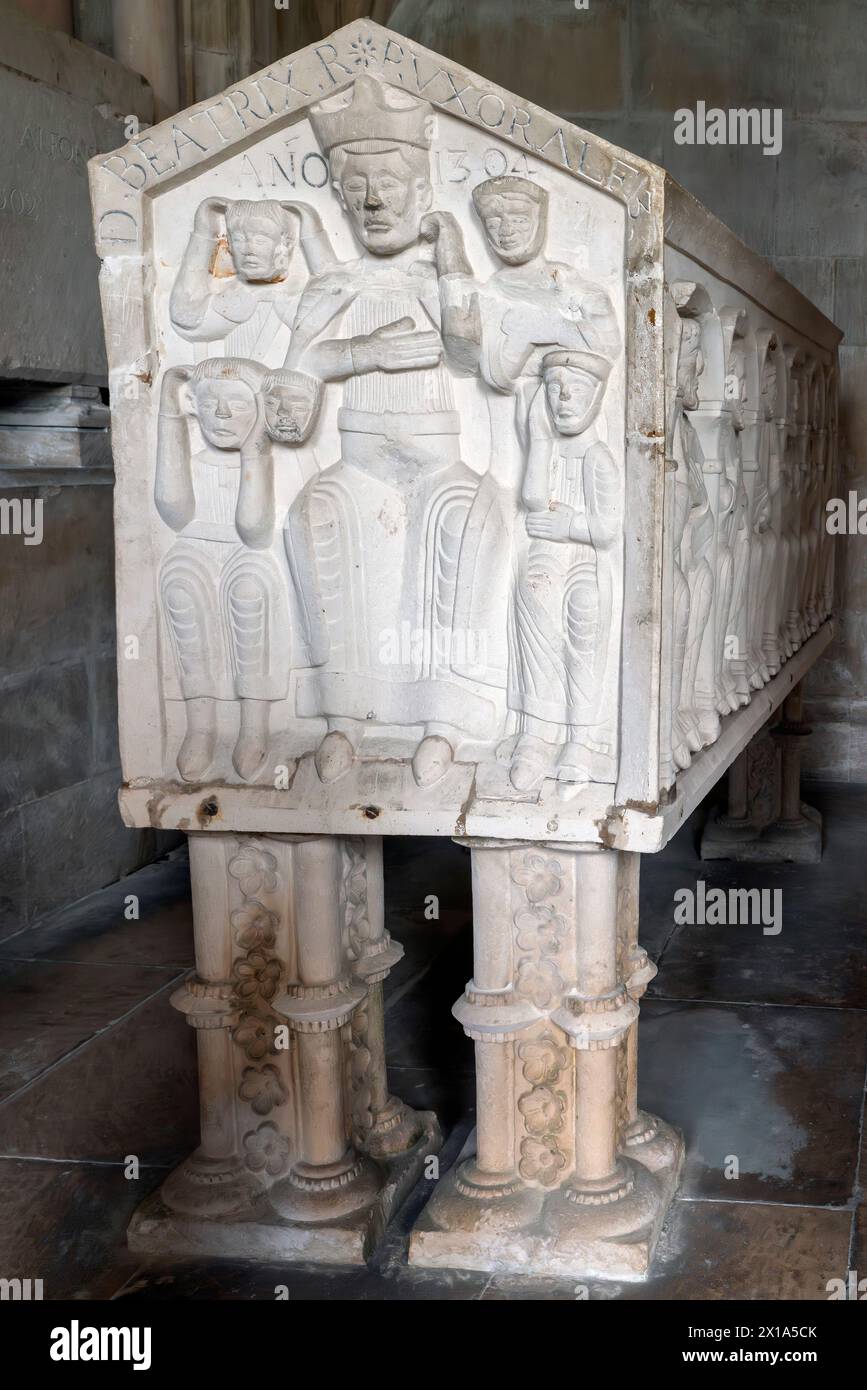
[0,3,163,941]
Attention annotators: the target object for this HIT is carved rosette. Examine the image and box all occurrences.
[517,1033,570,1187]
[224,839,292,1176]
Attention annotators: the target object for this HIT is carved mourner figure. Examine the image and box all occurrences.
[749,339,781,685]
[508,349,622,790]
[445,175,622,758]
[716,330,751,715]
[669,312,714,772]
[443,175,620,474]
[283,75,489,788]
[169,196,334,359]
[155,358,290,782]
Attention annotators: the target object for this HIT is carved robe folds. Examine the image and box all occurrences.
[91,19,840,1281]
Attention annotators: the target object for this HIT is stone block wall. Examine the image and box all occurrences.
[0,3,166,941]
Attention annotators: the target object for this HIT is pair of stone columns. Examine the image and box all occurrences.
[702,682,822,863]
[131,830,681,1278]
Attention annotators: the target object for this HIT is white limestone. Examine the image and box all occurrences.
[90,20,840,1278]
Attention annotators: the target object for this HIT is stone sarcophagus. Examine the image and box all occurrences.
[89,21,840,1278]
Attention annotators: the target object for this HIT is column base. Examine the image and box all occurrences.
[408,1116,683,1281]
[128,1111,441,1267]
[701,803,822,863]
[158,1149,264,1220]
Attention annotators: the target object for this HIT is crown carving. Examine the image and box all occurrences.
[309,74,431,155]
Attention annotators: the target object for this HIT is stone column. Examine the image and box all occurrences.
[450,843,540,1226]
[112,0,179,119]
[269,835,380,1222]
[343,838,425,1158]
[162,833,260,1218]
[763,681,823,861]
[556,849,636,1206]
[131,831,438,1261]
[411,840,683,1278]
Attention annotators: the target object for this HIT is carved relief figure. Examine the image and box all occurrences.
[717,334,751,713]
[747,340,779,686]
[448,175,622,729]
[801,365,823,634]
[169,197,334,359]
[507,349,622,791]
[778,357,803,658]
[669,314,714,770]
[282,75,489,788]
[155,359,290,782]
[466,176,621,388]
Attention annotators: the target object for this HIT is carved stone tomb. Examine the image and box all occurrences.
[89,21,840,1278]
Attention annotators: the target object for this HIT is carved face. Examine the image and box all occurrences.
[480,193,544,264]
[263,374,320,443]
[544,365,603,434]
[193,379,258,449]
[336,146,431,255]
[227,213,293,281]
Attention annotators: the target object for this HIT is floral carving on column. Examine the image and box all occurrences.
[517,1033,569,1186]
[227,838,287,1109]
[243,1121,290,1178]
[341,838,375,1141]
[511,853,566,1010]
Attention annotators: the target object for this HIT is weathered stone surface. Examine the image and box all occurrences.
[772,120,867,259]
[832,257,867,344]
[0,485,116,673]
[0,661,91,814]
[389,0,627,115]
[0,3,152,382]
[19,768,154,923]
[773,257,836,324]
[629,0,867,120]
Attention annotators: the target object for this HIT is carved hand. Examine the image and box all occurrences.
[159,365,192,416]
[501,303,589,350]
[525,502,575,542]
[351,317,442,374]
[279,200,324,236]
[193,196,227,236]
[419,211,472,276]
[241,391,269,455]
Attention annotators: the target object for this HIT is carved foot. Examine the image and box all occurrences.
[509,734,555,792]
[232,700,271,782]
[177,728,217,782]
[315,730,357,783]
[555,743,592,784]
[411,734,454,787]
